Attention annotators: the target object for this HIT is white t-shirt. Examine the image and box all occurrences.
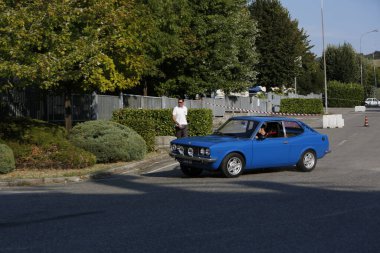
[173,106,188,125]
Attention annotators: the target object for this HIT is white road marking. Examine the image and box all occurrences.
[120,169,139,174]
[367,167,380,172]
[337,140,347,146]
[145,162,179,174]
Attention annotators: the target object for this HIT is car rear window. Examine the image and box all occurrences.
[284,121,304,137]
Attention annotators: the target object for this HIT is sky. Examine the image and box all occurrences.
[279,0,380,57]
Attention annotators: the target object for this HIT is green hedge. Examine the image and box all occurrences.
[0,144,15,174]
[114,118,156,152]
[69,120,146,163]
[327,81,364,107]
[112,108,213,146]
[280,98,323,114]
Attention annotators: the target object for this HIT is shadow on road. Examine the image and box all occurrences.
[1,172,380,253]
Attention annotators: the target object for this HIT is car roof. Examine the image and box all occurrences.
[230,116,299,122]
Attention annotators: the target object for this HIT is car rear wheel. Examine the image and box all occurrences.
[221,153,244,178]
[180,166,203,177]
[297,150,317,172]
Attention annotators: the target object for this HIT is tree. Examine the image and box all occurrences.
[323,43,360,84]
[297,56,324,95]
[361,52,379,98]
[249,0,314,91]
[150,0,259,98]
[362,58,378,97]
[133,0,194,96]
[0,0,148,129]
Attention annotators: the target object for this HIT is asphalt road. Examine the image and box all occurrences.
[1,108,380,253]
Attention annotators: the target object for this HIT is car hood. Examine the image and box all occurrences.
[171,135,241,147]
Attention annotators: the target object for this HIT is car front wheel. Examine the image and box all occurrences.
[180,166,203,177]
[221,153,244,178]
[297,150,317,172]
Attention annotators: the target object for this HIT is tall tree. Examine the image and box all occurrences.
[151,0,259,98]
[0,0,148,129]
[133,0,192,96]
[362,57,378,97]
[297,55,324,95]
[249,0,313,91]
[323,43,360,84]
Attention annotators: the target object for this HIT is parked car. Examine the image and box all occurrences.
[364,98,380,107]
[170,116,331,178]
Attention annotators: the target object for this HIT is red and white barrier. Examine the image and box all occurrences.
[206,102,321,117]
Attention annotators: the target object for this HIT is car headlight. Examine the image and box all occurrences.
[178,146,184,155]
[171,144,177,151]
[187,147,193,156]
[199,148,210,156]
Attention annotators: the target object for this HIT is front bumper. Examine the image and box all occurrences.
[169,152,216,163]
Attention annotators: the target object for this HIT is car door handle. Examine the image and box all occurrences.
[283,141,288,144]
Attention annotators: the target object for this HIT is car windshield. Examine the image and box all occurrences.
[213,119,259,138]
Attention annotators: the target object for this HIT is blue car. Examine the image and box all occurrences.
[170,116,331,178]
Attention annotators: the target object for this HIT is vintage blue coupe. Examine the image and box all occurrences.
[170,116,330,178]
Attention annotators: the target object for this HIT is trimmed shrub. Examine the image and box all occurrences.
[327,81,364,107]
[113,108,213,151]
[113,108,213,137]
[114,118,156,152]
[280,98,323,114]
[69,120,146,163]
[0,118,96,169]
[187,109,213,136]
[0,144,16,174]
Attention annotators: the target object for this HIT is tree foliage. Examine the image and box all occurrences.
[0,0,148,91]
[141,0,259,98]
[0,0,150,129]
[1,0,339,114]
[248,0,314,91]
[362,57,378,97]
[323,43,360,84]
[297,55,324,95]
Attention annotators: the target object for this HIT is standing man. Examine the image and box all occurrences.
[172,98,188,138]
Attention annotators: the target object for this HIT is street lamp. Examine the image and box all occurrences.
[360,29,378,87]
[373,51,378,97]
[321,0,328,114]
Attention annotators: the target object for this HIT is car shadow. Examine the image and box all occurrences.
[142,165,298,178]
[2,172,380,252]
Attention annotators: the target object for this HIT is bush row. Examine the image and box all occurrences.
[327,81,364,107]
[280,98,323,114]
[112,108,213,151]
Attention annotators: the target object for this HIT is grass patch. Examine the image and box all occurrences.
[0,163,120,180]
[0,151,163,180]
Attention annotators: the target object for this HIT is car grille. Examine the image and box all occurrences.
[184,146,199,156]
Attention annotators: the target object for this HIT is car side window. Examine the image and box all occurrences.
[284,121,304,137]
[215,119,259,138]
[265,122,284,138]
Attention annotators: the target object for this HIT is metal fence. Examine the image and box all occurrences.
[1,88,321,124]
